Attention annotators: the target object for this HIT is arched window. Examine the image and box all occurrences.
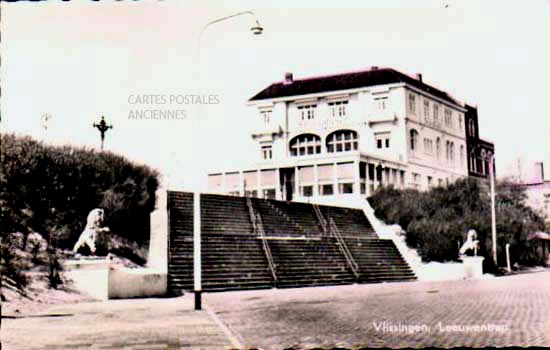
[470,151,477,172]
[326,129,358,153]
[460,145,464,168]
[446,140,450,161]
[436,137,441,160]
[409,129,419,151]
[289,134,321,157]
[468,119,476,137]
[480,149,487,174]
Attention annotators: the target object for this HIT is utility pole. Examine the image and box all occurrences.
[93,116,113,151]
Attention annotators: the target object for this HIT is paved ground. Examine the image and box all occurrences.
[2,271,550,349]
[1,295,238,350]
[205,271,550,348]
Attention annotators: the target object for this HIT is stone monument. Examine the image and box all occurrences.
[65,207,167,300]
[72,208,110,256]
[459,229,484,279]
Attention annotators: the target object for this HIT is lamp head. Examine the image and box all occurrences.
[250,20,263,35]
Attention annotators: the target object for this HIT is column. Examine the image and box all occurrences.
[365,162,371,196]
[354,160,360,195]
[295,166,300,197]
[333,162,338,195]
[313,164,319,197]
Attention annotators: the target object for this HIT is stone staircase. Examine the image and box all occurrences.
[268,237,356,288]
[167,191,416,293]
[169,233,273,292]
[343,237,417,283]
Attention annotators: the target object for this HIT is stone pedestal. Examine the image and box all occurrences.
[460,256,485,279]
[64,257,111,300]
[64,257,167,300]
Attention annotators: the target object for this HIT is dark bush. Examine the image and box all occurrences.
[369,178,546,268]
[0,133,159,248]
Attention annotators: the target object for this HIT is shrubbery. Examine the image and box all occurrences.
[369,178,546,271]
[1,133,159,297]
[1,133,159,247]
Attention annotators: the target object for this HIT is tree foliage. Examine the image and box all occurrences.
[369,178,546,270]
[0,133,159,248]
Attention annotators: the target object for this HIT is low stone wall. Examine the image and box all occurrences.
[108,268,167,299]
[64,259,167,300]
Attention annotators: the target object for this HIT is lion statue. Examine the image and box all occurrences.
[459,229,479,256]
[73,208,110,256]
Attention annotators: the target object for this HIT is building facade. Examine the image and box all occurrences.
[208,67,489,201]
[465,104,495,179]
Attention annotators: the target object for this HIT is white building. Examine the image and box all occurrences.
[208,67,469,201]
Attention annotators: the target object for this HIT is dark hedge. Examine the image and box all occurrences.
[0,133,159,247]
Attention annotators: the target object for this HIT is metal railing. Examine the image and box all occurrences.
[312,204,329,235]
[246,197,277,283]
[313,204,359,279]
[329,217,359,278]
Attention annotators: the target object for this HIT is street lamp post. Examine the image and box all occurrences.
[489,154,497,266]
[192,10,263,310]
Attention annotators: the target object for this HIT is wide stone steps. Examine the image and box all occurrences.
[168,191,417,293]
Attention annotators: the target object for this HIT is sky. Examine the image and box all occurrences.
[1,0,549,190]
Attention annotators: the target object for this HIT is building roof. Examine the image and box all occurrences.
[249,67,461,106]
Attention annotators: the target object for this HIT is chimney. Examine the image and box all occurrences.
[371,66,379,70]
[283,72,293,85]
[416,73,423,83]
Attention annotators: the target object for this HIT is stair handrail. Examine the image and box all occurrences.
[245,197,277,282]
[328,217,360,278]
[256,212,278,282]
[312,204,329,235]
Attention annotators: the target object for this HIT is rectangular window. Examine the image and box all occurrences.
[424,99,430,122]
[339,183,354,194]
[320,184,334,196]
[260,110,272,124]
[328,100,348,117]
[262,188,276,199]
[297,104,317,120]
[208,174,222,192]
[433,104,439,126]
[301,185,313,197]
[243,171,258,190]
[245,190,258,198]
[318,164,334,182]
[408,93,416,113]
[261,145,272,160]
[427,176,433,187]
[225,172,240,190]
[337,162,354,181]
[445,108,452,127]
[260,169,276,187]
[375,132,391,149]
[375,97,388,110]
